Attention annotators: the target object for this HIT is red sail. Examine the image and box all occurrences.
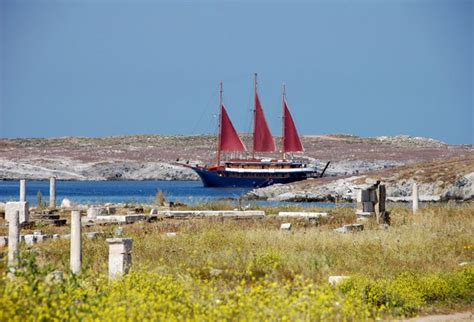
[253,93,276,152]
[220,104,247,152]
[283,99,304,152]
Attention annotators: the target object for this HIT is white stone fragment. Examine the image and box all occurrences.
[106,238,133,280]
[60,198,73,209]
[280,223,292,231]
[0,236,8,247]
[278,212,328,218]
[328,275,349,285]
[6,201,29,224]
[87,207,108,219]
[24,234,37,245]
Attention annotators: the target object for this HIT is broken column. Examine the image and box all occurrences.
[374,184,386,224]
[19,179,26,202]
[6,201,29,224]
[70,210,82,274]
[8,210,20,268]
[106,238,133,280]
[412,183,419,214]
[49,177,56,209]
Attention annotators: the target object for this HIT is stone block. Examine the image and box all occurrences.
[87,207,107,219]
[106,238,133,279]
[278,212,328,219]
[334,224,364,234]
[24,234,37,245]
[6,201,29,224]
[150,208,158,215]
[166,232,177,237]
[86,232,101,240]
[52,234,60,240]
[280,223,292,231]
[36,234,51,243]
[60,198,73,208]
[328,275,349,285]
[363,202,374,212]
[0,236,8,247]
[107,207,116,215]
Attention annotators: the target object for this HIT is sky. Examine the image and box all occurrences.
[0,0,472,144]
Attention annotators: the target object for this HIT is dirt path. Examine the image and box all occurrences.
[407,311,473,321]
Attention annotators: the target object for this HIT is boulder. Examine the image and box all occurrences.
[60,198,73,208]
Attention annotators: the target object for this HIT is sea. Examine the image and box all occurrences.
[0,180,350,208]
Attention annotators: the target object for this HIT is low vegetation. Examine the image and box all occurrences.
[0,204,473,320]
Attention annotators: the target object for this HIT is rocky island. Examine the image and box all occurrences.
[0,134,472,200]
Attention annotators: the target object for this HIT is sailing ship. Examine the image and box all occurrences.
[190,74,328,188]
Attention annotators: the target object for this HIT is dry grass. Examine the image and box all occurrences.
[0,204,473,319]
[1,204,471,283]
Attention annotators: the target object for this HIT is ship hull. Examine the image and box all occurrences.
[192,166,317,188]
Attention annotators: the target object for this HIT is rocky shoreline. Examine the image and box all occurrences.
[245,157,474,202]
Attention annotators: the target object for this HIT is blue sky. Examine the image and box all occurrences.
[0,0,472,144]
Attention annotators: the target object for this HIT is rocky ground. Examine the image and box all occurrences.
[245,156,474,202]
[0,134,471,181]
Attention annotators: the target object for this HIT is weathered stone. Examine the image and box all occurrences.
[33,230,44,236]
[60,198,73,208]
[328,275,349,285]
[70,210,82,274]
[36,234,51,243]
[46,271,64,284]
[412,183,419,214]
[106,238,133,280]
[8,211,20,268]
[106,207,116,215]
[6,201,29,224]
[24,234,37,245]
[86,232,101,240]
[0,236,8,247]
[150,208,158,215]
[334,224,364,234]
[280,223,292,231]
[278,212,328,218]
[19,179,26,202]
[87,207,108,219]
[209,268,223,277]
[95,215,148,224]
[50,177,56,208]
[166,232,177,237]
[160,210,265,219]
[363,202,374,212]
[52,234,60,240]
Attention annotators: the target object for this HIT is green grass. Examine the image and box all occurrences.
[0,204,473,320]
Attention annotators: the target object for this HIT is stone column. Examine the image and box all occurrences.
[70,210,82,274]
[8,210,20,268]
[375,184,386,223]
[49,177,56,209]
[412,183,419,214]
[106,238,133,280]
[19,179,26,202]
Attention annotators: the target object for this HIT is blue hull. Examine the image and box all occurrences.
[192,167,315,188]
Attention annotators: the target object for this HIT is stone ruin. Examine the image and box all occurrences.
[354,181,390,224]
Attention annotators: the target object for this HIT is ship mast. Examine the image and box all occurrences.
[252,73,257,159]
[216,81,223,166]
[281,83,286,160]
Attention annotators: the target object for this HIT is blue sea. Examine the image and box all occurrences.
[0,180,347,207]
